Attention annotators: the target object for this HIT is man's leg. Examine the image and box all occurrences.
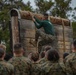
[49,38,58,51]
[30,29,57,50]
[37,30,55,41]
[38,40,47,53]
[35,30,40,43]
[29,29,48,47]
[39,33,58,51]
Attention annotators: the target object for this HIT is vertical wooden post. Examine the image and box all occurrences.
[69,21,73,52]
[62,20,66,52]
[11,16,19,51]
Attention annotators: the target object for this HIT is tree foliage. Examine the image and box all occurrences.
[51,0,72,18]
[71,7,76,21]
[34,0,73,18]
[35,0,54,13]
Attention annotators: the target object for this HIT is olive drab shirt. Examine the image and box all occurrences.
[0,60,14,75]
[41,61,67,75]
[38,57,48,64]
[8,56,32,75]
[65,52,76,75]
[34,17,55,36]
[31,62,41,75]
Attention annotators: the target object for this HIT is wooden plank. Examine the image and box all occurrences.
[19,10,70,26]
[11,16,20,51]
[58,41,71,46]
[25,30,35,38]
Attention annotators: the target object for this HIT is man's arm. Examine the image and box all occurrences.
[32,17,43,29]
[34,17,42,24]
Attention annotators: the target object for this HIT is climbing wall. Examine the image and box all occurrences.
[19,19,37,56]
[54,24,73,59]
[10,9,73,57]
[19,19,73,57]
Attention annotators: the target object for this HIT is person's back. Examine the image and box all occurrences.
[42,61,66,75]
[0,47,14,75]
[67,53,76,74]
[41,49,67,75]
[28,52,41,75]
[65,52,75,62]
[38,57,47,64]
[8,43,32,75]
[0,60,14,75]
[65,40,76,75]
[32,62,41,75]
[9,56,31,75]
[65,52,76,75]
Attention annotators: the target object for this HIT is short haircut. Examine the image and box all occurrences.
[73,39,76,49]
[14,43,23,54]
[14,43,22,50]
[47,49,59,61]
[0,48,5,58]
[31,52,39,62]
[44,13,48,16]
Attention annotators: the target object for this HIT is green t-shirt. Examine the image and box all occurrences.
[34,17,55,36]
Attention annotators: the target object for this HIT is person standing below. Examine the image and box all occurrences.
[41,49,67,75]
[8,43,32,75]
[0,47,14,75]
[38,46,51,65]
[30,13,58,53]
[28,52,41,75]
[65,39,76,75]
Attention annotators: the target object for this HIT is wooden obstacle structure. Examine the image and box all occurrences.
[10,8,73,56]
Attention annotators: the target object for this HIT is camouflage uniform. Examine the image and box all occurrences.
[0,60,14,75]
[38,57,50,70]
[36,30,58,53]
[38,57,48,64]
[65,52,76,75]
[8,56,32,75]
[31,62,41,75]
[41,61,67,75]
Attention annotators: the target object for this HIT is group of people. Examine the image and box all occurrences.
[0,39,76,75]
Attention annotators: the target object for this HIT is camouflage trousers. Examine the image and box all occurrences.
[35,29,58,53]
